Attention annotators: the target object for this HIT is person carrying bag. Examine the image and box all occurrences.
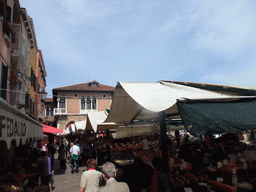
[70,142,81,174]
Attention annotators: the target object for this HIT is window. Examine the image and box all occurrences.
[46,107,50,116]
[49,108,53,116]
[92,96,96,109]
[59,97,65,108]
[46,107,53,116]
[86,97,91,109]
[3,6,12,37]
[74,94,78,98]
[30,68,36,91]
[103,94,106,98]
[1,63,8,100]
[90,83,98,87]
[89,81,99,87]
[81,97,85,109]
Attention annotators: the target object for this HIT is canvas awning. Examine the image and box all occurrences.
[105,81,236,124]
[177,97,256,136]
[105,81,256,135]
[115,124,185,139]
[86,111,118,133]
[0,99,43,149]
[74,120,87,133]
[42,124,63,134]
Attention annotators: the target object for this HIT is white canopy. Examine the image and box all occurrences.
[62,124,76,135]
[62,129,70,135]
[74,120,87,133]
[87,111,117,133]
[0,99,43,149]
[115,124,185,139]
[105,81,235,124]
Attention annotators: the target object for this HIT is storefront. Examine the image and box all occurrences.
[0,99,43,149]
[0,99,43,191]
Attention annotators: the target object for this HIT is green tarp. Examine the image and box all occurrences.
[177,97,256,136]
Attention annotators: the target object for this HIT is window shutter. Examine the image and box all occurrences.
[1,63,8,100]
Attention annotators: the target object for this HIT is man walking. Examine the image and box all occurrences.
[99,162,130,192]
[79,158,102,192]
[69,141,80,174]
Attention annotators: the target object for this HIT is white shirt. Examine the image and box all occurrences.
[70,144,80,155]
[42,145,47,151]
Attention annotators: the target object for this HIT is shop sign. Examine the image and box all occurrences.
[0,100,43,149]
[0,114,27,138]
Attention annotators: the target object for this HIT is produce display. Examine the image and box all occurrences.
[207,180,237,192]
[0,173,29,192]
[131,134,256,192]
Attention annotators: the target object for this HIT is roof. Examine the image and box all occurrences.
[45,98,53,102]
[167,81,256,96]
[53,81,115,92]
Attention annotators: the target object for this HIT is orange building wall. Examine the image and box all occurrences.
[98,99,112,111]
[67,98,79,113]
[58,91,112,113]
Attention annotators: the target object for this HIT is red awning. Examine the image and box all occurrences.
[41,124,63,134]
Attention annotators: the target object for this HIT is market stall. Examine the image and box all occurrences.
[177,97,256,136]
[41,123,63,134]
[0,99,44,191]
[104,81,241,169]
[104,81,256,191]
[132,132,256,191]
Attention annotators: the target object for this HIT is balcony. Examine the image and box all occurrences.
[54,108,67,115]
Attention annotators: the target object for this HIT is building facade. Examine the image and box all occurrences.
[35,49,47,122]
[52,81,114,131]
[0,0,16,103]
[0,0,46,171]
[44,97,55,126]
[0,1,47,122]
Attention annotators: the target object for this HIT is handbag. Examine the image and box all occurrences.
[72,154,79,160]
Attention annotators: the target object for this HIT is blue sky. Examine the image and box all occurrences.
[20,0,256,97]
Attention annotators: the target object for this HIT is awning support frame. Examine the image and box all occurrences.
[159,111,169,172]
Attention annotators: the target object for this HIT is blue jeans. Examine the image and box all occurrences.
[70,159,79,172]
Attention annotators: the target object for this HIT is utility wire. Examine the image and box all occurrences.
[0,88,116,99]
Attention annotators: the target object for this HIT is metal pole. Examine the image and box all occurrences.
[106,129,111,161]
[159,111,169,171]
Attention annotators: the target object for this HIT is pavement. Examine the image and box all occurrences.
[53,154,87,192]
[52,154,152,192]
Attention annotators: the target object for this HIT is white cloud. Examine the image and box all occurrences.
[190,0,256,58]
[154,15,184,38]
[20,0,256,89]
[54,0,116,27]
[152,0,256,59]
[199,54,256,87]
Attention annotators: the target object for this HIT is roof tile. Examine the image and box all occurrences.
[53,81,115,92]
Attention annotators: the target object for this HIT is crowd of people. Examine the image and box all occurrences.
[40,134,173,192]
[79,158,130,192]
[38,135,132,191]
